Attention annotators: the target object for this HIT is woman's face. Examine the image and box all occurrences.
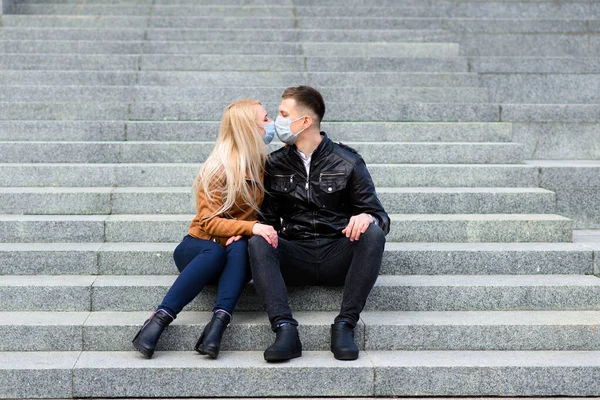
[254,104,272,136]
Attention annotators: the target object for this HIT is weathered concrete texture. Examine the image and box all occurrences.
[371,350,600,396]
[72,351,374,398]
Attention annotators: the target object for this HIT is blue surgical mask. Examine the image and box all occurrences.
[262,121,275,144]
[275,115,306,145]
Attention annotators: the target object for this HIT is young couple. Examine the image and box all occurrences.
[132,86,390,362]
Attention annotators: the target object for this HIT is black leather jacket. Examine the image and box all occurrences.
[260,133,390,240]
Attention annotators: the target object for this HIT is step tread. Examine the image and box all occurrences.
[1,274,598,287]
[3,310,600,326]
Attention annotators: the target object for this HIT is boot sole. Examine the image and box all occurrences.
[332,350,359,361]
[264,350,302,362]
[196,344,219,359]
[132,340,153,359]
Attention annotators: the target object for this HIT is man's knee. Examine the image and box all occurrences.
[248,235,273,255]
[360,223,386,245]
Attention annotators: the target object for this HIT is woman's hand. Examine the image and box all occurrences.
[252,223,278,248]
[225,235,243,246]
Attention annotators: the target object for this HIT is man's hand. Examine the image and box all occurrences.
[342,213,374,242]
[225,235,243,246]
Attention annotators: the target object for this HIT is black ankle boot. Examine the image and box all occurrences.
[264,323,302,362]
[195,311,231,359]
[132,309,174,359]
[331,322,359,360]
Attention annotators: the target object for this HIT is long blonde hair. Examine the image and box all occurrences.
[192,99,268,218]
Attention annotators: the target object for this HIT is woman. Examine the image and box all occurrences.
[132,99,278,359]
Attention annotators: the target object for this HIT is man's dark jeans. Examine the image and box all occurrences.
[248,224,386,330]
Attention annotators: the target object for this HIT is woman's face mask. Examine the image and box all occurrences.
[261,120,276,144]
[275,115,306,145]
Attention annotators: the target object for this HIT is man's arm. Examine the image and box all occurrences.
[347,156,391,235]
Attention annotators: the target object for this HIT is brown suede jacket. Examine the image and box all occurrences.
[188,175,264,247]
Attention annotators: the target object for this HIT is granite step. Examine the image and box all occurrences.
[8,3,600,18]
[0,213,573,243]
[0,121,511,142]
[0,86,489,104]
[0,187,554,215]
[0,274,596,312]
[2,310,600,352]
[0,27,454,42]
[0,142,520,164]
[0,54,470,72]
[0,40,460,57]
[0,163,540,187]
[0,70,482,88]
[0,241,593,276]
[4,15,596,33]
[0,101,501,121]
[3,349,600,398]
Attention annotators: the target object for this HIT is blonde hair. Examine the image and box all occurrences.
[192,98,268,218]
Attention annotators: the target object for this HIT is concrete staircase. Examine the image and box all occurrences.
[1,0,600,398]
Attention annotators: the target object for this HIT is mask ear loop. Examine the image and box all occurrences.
[293,116,308,136]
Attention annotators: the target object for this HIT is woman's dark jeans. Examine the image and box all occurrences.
[157,234,251,318]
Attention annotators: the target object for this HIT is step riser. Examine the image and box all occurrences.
[0,55,470,72]
[3,319,600,352]
[0,143,522,164]
[0,41,460,57]
[0,121,512,142]
[0,28,453,42]
[0,102,501,122]
[0,71,481,88]
[0,281,597,312]
[9,4,600,19]
[0,165,540,187]
[0,190,554,215]
[0,244,593,276]
[0,217,572,243]
[3,350,600,399]
[0,87,488,104]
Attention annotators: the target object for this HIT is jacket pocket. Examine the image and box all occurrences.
[270,174,297,194]
[317,172,347,208]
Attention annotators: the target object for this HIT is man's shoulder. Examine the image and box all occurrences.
[330,141,362,164]
[266,146,288,165]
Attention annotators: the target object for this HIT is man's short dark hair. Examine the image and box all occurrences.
[282,86,326,126]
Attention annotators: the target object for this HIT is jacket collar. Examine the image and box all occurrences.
[287,131,332,161]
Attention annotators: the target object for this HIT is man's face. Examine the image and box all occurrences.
[278,98,308,134]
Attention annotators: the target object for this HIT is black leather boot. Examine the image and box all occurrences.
[331,322,359,360]
[264,323,302,362]
[194,311,231,359]
[132,309,174,359]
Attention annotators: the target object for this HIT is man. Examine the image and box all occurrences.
[248,86,390,362]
